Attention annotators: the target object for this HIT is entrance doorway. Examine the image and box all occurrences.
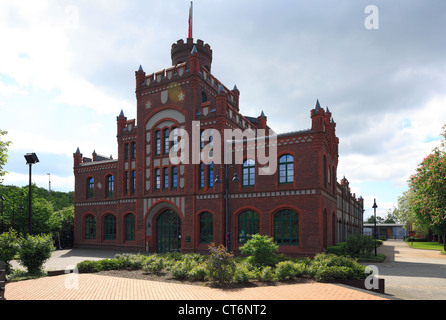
[156,209,181,253]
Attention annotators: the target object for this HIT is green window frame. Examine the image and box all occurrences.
[279,154,294,184]
[131,142,136,160]
[106,175,114,198]
[87,177,94,199]
[155,130,161,156]
[85,215,96,240]
[104,214,116,240]
[163,128,170,155]
[124,143,129,161]
[163,167,169,190]
[125,214,135,241]
[238,210,259,244]
[274,209,299,245]
[199,162,204,189]
[199,212,213,243]
[131,170,136,194]
[171,166,178,189]
[242,159,255,187]
[124,171,129,195]
[208,162,214,188]
[155,168,161,190]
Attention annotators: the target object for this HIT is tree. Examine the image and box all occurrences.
[410,148,446,250]
[0,130,11,184]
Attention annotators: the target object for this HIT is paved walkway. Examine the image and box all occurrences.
[7,240,446,301]
[373,239,446,300]
[5,248,388,301]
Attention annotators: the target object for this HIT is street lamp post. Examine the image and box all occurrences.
[24,153,39,235]
[373,198,378,256]
[215,164,240,252]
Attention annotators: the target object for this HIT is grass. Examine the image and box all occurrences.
[408,241,446,254]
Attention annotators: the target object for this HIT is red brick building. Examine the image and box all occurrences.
[73,37,363,256]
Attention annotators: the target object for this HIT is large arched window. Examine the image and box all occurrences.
[242,159,255,187]
[125,214,135,241]
[279,154,294,184]
[199,212,213,243]
[104,214,116,240]
[238,210,260,244]
[85,215,96,240]
[274,209,299,245]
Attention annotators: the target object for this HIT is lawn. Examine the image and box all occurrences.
[408,241,446,254]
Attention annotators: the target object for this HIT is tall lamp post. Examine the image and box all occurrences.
[372,198,378,256]
[215,164,240,252]
[24,153,39,235]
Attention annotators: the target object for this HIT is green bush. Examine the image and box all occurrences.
[234,262,254,283]
[205,243,236,283]
[143,256,164,274]
[309,253,367,282]
[18,233,54,274]
[115,253,146,270]
[170,260,191,279]
[258,266,275,282]
[240,234,279,268]
[188,263,208,281]
[344,235,375,258]
[96,258,121,271]
[77,260,101,273]
[0,229,20,272]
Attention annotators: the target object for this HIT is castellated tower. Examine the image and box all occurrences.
[171,38,213,72]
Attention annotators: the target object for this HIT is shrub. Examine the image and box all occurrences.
[344,235,375,258]
[0,229,20,272]
[18,233,54,274]
[115,253,146,270]
[143,256,165,274]
[240,234,279,268]
[171,260,191,279]
[275,260,307,281]
[234,262,254,283]
[205,243,236,283]
[188,263,208,281]
[309,253,367,282]
[77,260,101,273]
[97,258,121,271]
[258,266,275,282]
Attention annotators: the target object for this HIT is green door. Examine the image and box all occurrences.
[156,210,181,253]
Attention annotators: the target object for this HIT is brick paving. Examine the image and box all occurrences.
[5,273,388,300]
[4,247,397,301]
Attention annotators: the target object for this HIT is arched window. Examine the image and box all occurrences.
[87,177,94,198]
[238,210,259,244]
[125,214,135,241]
[85,215,96,240]
[106,175,114,197]
[274,209,299,245]
[104,214,116,240]
[279,154,294,184]
[242,159,255,187]
[199,212,213,243]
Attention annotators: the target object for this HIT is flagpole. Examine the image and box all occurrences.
[188,1,193,39]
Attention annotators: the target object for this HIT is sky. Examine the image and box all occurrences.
[1,0,446,220]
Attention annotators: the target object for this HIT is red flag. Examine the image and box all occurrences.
[188,2,193,38]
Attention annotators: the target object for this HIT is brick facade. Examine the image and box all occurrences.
[73,37,363,256]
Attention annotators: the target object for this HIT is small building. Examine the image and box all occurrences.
[363,223,408,239]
